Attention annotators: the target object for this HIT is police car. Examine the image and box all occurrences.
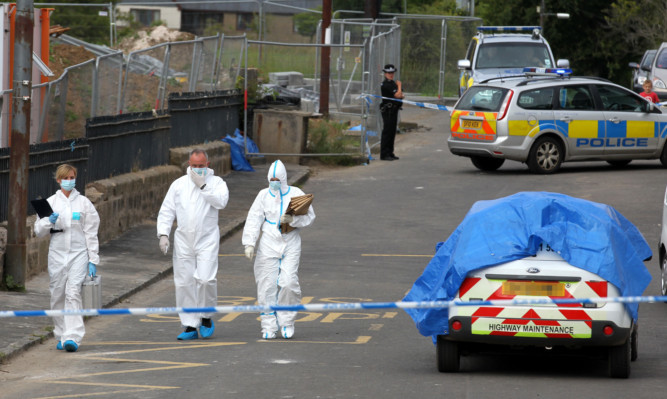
[457,26,569,97]
[448,68,667,173]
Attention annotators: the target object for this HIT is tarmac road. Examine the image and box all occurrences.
[1,102,666,398]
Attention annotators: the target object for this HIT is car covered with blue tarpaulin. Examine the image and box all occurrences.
[403,192,652,378]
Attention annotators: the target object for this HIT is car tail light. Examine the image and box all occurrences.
[603,325,614,336]
[497,90,514,121]
[452,320,462,331]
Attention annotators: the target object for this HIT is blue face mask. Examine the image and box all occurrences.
[269,181,281,191]
[61,179,76,191]
[193,167,207,176]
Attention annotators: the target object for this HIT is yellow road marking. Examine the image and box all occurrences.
[383,312,398,319]
[31,386,175,399]
[259,335,372,344]
[84,341,246,355]
[320,312,380,323]
[42,380,180,390]
[361,254,431,257]
[369,324,384,331]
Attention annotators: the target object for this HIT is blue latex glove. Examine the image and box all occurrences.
[49,213,59,224]
[88,262,96,277]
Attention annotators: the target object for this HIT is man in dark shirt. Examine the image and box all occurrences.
[380,64,404,161]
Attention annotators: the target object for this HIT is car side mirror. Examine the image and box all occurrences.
[458,59,471,70]
[641,65,652,72]
[556,59,570,68]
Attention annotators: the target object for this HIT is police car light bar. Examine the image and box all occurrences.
[523,67,572,76]
[477,26,542,32]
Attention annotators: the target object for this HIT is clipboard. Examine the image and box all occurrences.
[31,198,54,218]
[30,198,63,234]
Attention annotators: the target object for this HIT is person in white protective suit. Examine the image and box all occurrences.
[34,164,100,353]
[157,149,229,340]
[242,160,315,340]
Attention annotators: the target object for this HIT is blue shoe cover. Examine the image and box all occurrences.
[64,340,78,352]
[56,341,63,350]
[199,322,215,339]
[177,330,199,340]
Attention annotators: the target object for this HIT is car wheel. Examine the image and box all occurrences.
[608,338,631,378]
[527,136,563,174]
[471,156,505,171]
[631,324,638,362]
[607,160,632,168]
[661,143,667,167]
[436,335,460,372]
[661,256,667,296]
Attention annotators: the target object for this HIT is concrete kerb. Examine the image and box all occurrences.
[0,165,311,364]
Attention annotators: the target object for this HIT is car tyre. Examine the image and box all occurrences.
[607,160,632,168]
[660,143,667,167]
[436,335,460,372]
[528,136,563,174]
[471,156,505,171]
[631,324,638,362]
[608,338,631,378]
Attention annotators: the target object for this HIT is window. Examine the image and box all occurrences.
[458,87,509,112]
[237,13,253,30]
[656,49,667,69]
[597,85,646,112]
[476,43,552,69]
[518,88,554,110]
[558,85,594,110]
[131,9,160,27]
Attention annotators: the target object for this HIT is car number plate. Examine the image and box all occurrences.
[461,120,481,129]
[502,281,565,296]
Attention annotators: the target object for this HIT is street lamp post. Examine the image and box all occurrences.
[538,0,569,29]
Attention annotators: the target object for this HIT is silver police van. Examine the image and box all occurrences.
[448,68,667,174]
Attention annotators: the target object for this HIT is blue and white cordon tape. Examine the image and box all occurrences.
[1,296,665,318]
[361,93,450,112]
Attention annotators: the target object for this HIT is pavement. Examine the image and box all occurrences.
[0,161,311,363]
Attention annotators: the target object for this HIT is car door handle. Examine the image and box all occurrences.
[559,116,572,123]
[608,117,621,124]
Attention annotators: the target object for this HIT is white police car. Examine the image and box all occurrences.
[448,68,667,173]
[457,26,569,97]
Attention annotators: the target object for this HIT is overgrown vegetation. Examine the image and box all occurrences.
[307,118,360,165]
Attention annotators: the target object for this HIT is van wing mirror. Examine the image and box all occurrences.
[556,59,570,68]
[458,59,471,70]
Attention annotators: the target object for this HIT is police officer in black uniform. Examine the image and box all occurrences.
[380,64,404,161]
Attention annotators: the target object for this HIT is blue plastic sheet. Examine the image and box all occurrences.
[221,129,260,172]
[403,192,652,339]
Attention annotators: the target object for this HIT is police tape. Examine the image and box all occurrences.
[361,93,450,111]
[1,295,666,318]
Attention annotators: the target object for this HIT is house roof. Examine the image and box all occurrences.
[117,0,321,14]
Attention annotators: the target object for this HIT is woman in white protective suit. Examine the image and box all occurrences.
[34,164,100,353]
[242,160,315,340]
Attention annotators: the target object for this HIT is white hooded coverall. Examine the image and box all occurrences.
[157,166,229,328]
[34,188,100,345]
[242,160,315,333]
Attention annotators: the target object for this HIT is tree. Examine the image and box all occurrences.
[294,8,321,42]
[37,0,112,45]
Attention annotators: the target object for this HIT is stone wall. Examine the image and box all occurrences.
[0,141,230,280]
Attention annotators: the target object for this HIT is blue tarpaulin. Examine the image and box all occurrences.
[403,192,652,340]
[222,129,258,172]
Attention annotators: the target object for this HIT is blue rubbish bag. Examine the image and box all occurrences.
[222,134,254,172]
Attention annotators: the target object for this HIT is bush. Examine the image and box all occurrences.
[307,118,359,166]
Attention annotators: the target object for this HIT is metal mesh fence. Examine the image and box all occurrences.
[123,45,168,113]
[94,53,124,116]
[219,35,246,90]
